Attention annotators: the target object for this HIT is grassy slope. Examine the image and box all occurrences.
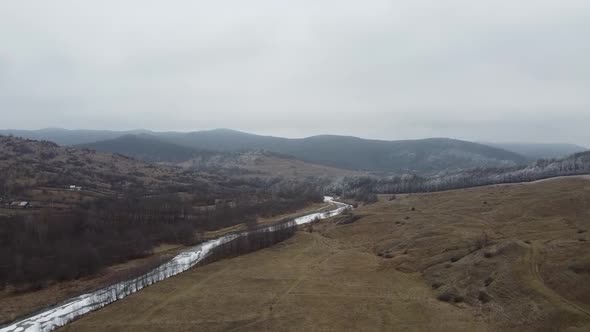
[63,176,590,331]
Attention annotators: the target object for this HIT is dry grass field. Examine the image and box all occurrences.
[0,202,333,324]
[62,176,590,331]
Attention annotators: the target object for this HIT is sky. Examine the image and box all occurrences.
[1,0,589,145]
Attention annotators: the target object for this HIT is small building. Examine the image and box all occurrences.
[68,185,83,191]
[214,199,237,208]
[9,201,30,209]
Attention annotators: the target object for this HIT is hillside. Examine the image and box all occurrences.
[179,150,363,178]
[77,134,214,163]
[485,142,588,159]
[157,129,529,173]
[0,135,215,198]
[0,135,331,322]
[62,176,590,331]
[0,128,145,146]
[77,134,360,178]
[339,150,590,196]
[53,129,527,174]
[1,128,529,173]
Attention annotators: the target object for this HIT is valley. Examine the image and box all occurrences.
[61,176,590,331]
[1,133,589,331]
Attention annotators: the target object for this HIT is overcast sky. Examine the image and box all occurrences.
[1,1,589,145]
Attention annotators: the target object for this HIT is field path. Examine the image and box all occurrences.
[526,241,590,318]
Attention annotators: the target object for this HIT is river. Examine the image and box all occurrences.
[1,197,351,332]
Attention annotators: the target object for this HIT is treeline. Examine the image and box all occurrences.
[198,223,297,266]
[0,180,323,289]
[334,151,590,195]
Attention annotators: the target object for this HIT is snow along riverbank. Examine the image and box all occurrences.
[1,197,351,332]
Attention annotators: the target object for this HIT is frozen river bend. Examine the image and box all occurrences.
[1,197,351,332]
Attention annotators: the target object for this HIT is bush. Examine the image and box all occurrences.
[478,290,492,303]
[431,282,443,290]
[437,292,454,302]
[438,290,464,303]
[484,277,494,287]
[475,232,489,250]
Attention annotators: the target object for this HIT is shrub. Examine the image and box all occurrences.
[475,232,490,250]
[437,292,454,302]
[478,290,492,303]
[431,282,443,290]
[484,251,494,258]
[569,263,590,274]
[437,291,464,303]
[484,277,494,287]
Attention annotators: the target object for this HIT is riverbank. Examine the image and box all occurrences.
[1,198,350,332]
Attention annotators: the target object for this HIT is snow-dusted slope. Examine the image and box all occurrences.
[1,197,350,332]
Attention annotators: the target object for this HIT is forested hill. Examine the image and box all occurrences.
[485,142,587,159]
[337,150,590,197]
[1,128,545,174]
[77,134,215,163]
[17,128,529,174]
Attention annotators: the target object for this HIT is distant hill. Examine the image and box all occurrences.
[0,128,147,146]
[1,128,530,174]
[0,135,216,197]
[179,150,362,179]
[78,134,361,178]
[156,129,528,173]
[485,142,587,160]
[77,134,214,163]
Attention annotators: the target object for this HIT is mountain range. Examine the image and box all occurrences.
[1,128,586,174]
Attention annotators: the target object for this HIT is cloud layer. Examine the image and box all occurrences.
[1,0,589,145]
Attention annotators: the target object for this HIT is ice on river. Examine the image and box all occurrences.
[1,197,350,332]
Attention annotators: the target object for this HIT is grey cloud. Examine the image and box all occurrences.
[0,0,589,145]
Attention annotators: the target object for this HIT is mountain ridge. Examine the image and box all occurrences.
[63,129,529,174]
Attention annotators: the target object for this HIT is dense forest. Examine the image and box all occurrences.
[335,151,590,196]
[0,180,323,288]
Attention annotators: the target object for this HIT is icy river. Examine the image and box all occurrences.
[1,197,351,332]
